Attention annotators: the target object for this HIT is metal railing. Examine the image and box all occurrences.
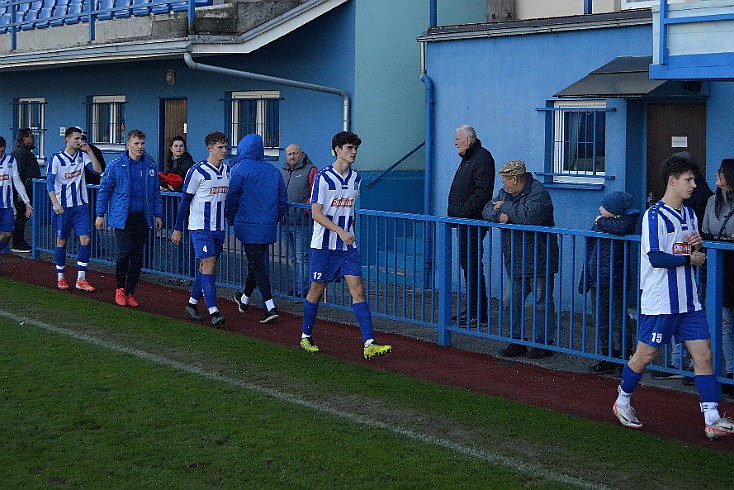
[30,179,734,391]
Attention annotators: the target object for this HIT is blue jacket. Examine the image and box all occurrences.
[225,134,287,244]
[96,151,163,229]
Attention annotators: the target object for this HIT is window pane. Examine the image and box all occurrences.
[235,100,257,142]
[556,108,605,176]
[264,99,279,149]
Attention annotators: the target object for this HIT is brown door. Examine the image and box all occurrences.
[646,103,706,207]
[160,99,187,165]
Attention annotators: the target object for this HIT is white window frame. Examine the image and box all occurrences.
[552,99,606,184]
[16,97,46,164]
[90,95,126,150]
[621,0,684,10]
[231,90,280,158]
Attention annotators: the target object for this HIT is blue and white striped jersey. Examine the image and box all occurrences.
[46,150,93,208]
[0,153,29,209]
[640,200,702,315]
[310,164,360,250]
[182,160,230,231]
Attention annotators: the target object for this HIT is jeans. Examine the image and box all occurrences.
[115,212,148,294]
[503,274,556,344]
[589,286,627,356]
[458,225,488,321]
[723,306,734,374]
[12,186,31,245]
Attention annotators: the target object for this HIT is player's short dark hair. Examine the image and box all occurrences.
[16,128,33,143]
[205,131,228,147]
[127,129,146,142]
[0,136,6,149]
[331,131,361,153]
[662,152,699,186]
[65,126,83,138]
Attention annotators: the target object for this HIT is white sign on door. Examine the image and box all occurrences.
[671,136,688,148]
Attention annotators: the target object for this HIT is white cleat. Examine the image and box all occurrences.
[705,417,734,440]
[613,402,642,429]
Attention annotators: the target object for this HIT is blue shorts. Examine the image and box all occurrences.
[0,207,14,233]
[53,204,91,239]
[190,230,225,260]
[638,309,710,348]
[309,247,362,283]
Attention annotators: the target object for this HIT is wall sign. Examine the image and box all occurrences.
[671,136,688,148]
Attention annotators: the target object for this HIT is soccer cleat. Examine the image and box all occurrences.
[126,294,140,307]
[185,304,203,321]
[57,278,70,290]
[364,343,392,360]
[211,312,226,326]
[300,336,319,353]
[233,291,248,313]
[260,307,279,324]
[613,402,642,429]
[115,288,127,306]
[75,279,96,292]
[705,417,734,440]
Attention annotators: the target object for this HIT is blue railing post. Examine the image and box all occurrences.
[188,0,194,30]
[11,0,17,50]
[706,246,724,397]
[89,0,96,41]
[31,178,41,260]
[437,221,453,347]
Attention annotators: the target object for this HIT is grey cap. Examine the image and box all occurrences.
[498,160,527,177]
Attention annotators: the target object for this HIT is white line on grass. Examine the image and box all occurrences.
[1,309,604,489]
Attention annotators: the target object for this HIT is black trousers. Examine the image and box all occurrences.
[458,225,488,321]
[12,186,31,245]
[115,212,148,294]
[243,243,273,302]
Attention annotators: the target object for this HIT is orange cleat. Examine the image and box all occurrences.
[126,294,140,307]
[115,288,127,306]
[75,279,96,292]
[57,278,70,290]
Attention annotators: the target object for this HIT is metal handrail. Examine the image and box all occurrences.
[365,141,425,188]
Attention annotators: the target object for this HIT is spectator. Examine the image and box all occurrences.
[296,131,392,359]
[226,134,287,324]
[280,143,318,298]
[95,129,162,307]
[448,125,494,326]
[47,127,102,292]
[483,160,558,359]
[10,128,40,253]
[172,131,230,326]
[0,136,33,265]
[160,136,195,192]
[612,152,734,439]
[578,191,639,375]
[701,158,734,395]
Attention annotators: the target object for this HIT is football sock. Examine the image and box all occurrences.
[0,240,8,253]
[201,273,217,309]
[700,401,721,425]
[694,374,718,403]
[302,299,318,337]
[352,301,375,344]
[208,306,219,315]
[617,364,643,405]
[189,271,203,303]
[55,246,66,274]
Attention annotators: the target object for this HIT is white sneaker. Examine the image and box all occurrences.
[705,417,734,440]
[613,402,642,429]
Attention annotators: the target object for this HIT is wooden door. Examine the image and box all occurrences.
[160,99,187,166]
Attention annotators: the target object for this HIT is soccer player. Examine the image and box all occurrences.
[171,131,230,326]
[613,153,734,439]
[47,126,102,291]
[0,136,33,264]
[299,131,392,360]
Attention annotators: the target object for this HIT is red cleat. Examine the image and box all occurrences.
[115,288,127,306]
[75,279,96,292]
[57,278,69,290]
[126,294,140,307]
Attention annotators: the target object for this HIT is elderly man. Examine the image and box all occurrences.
[281,143,318,298]
[448,125,495,326]
[483,160,558,359]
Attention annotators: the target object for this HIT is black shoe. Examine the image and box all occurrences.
[649,370,683,380]
[527,347,553,359]
[233,291,248,313]
[11,242,31,253]
[211,312,226,326]
[682,375,695,386]
[185,304,203,321]
[589,360,617,375]
[260,307,279,324]
[500,343,527,358]
[723,374,734,395]
[455,314,488,327]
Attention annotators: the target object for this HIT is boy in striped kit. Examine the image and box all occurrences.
[47,127,102,291]
[299,131,392,359]
[0,136,33,263]
[172,131,230,326]
[613,153,734,439]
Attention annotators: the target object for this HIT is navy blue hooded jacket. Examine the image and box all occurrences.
[225,134,287,244]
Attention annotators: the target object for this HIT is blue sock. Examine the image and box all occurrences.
[190,271,203,302]
[77,244,90,271]
[694,374,718,403]
[0,240,9,253]
[352,301,374,344]
[55,246,66,273]
[201,273,217,309]
[620,364,643,394]
[302,299,319,337]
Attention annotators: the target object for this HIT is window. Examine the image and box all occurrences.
[230,91,280,157]
[552,100,606,183]
[14,98,46,163]
[621,0,683,10]
[88,95,126,148]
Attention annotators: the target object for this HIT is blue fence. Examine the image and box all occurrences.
[30,179,734,391]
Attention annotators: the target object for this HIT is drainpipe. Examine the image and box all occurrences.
[183,51,350,131]
[420,41,433,216]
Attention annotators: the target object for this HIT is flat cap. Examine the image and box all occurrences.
[498,160,527,177]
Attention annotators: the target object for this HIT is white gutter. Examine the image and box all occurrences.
[183,51,350,131]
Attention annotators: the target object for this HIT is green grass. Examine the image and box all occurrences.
[1,277,733,488]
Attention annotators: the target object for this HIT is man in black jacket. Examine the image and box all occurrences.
[448,125,495,326]
[10,128,41,252]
